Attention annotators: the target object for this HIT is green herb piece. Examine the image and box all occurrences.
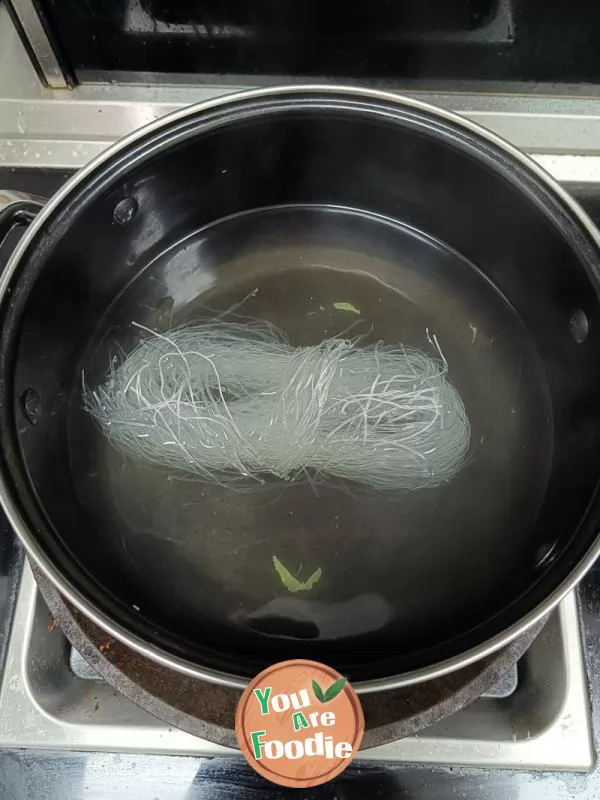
[312,679,325,703]
[333,302,360,315]
[272,556,322,593]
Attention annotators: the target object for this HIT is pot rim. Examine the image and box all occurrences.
[1,84,599,694]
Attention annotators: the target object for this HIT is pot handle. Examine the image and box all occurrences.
[0,190,46,246]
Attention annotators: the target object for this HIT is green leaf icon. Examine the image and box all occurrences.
[323,677,347,702]
[312,677,347,703]
[312,679,325,703]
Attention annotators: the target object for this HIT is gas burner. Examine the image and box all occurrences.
[0,563,592,771]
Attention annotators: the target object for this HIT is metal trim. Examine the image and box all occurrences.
[6,0,69,89]
[2,85,600,692]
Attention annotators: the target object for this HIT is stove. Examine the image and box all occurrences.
[0,561,591,770]
[1,2,600,783]
[0,169,595,775]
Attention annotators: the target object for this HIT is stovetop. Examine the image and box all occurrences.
[0,165,597,780]
[0,187,599,800]
[2,8,600,792]
[0,561,592,771]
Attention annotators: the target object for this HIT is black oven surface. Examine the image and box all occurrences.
[19,0,600,84]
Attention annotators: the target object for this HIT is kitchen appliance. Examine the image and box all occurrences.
[1,4,600,791]
[0,165,595,774]
[0,560,592,770]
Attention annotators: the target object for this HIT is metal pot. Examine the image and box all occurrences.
[1,86,600,693]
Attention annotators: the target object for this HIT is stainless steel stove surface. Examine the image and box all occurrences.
[0,562,591,771]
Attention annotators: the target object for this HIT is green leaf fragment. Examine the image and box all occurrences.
[333,302,360,315]
[272,556,322,593]
[312,679,325,703]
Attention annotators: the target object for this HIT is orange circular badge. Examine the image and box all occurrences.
[235,659,364,788]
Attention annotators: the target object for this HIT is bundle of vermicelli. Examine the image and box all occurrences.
[83,320,471,491]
